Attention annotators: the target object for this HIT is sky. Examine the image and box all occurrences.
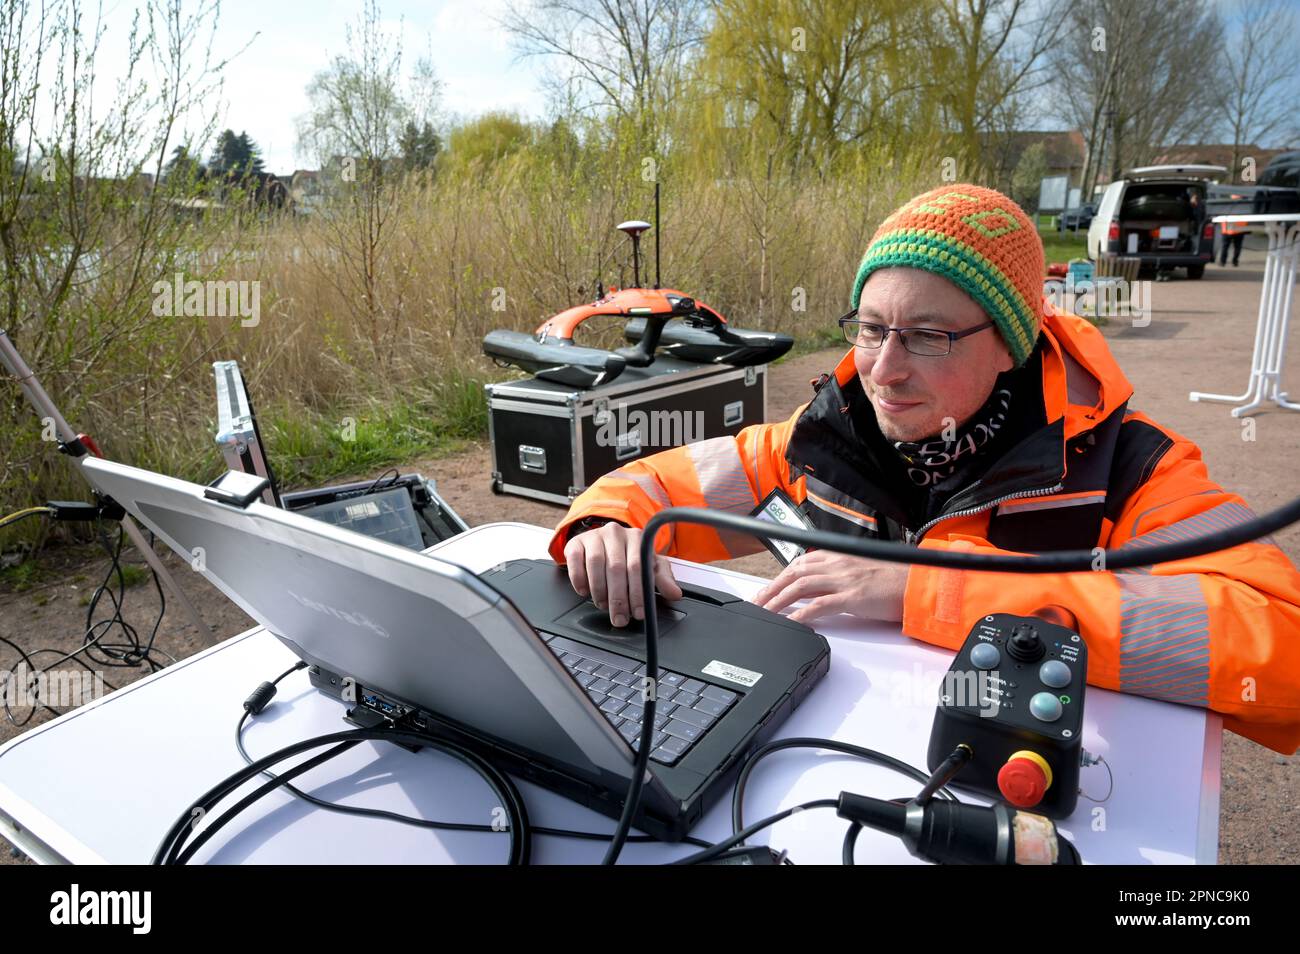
[86,0,551,175]
[31,0,1300,176]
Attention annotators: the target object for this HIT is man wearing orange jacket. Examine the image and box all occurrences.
[547,184,1300,755]
[1219,219,1249,267]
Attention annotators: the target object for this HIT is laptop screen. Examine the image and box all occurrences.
[79,456,637,783]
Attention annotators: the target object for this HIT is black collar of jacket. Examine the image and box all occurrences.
[785,337,1066,534]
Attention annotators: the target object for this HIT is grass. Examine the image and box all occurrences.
[1040,227,1089,265]
[75,563,151,605]
[118,564,151,588]
[0,560,50,593]
[261,371,491,491]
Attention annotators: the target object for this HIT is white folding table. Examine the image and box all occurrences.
[0,523,1221,864]
[1190,213,1300,416]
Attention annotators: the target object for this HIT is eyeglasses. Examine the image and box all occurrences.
[837,311,995,356]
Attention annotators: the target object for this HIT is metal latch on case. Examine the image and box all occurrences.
[615,429,641,461]
[519,445,547,474]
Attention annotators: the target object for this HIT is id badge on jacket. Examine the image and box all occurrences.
[749,488,815,566]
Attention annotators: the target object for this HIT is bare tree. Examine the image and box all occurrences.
[295,0,441,362]
[1054,0,1222,196]
[1215,0,1299,183]
[0,0,234,372]
[498,0,706,149]
[927,0,1072,178]
[1,0,249,551]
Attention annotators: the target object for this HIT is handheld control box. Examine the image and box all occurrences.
[927,613,1086,819]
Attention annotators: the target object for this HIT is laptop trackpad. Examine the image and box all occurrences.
[554,602,686,640]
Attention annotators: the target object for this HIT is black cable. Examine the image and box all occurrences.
[235,664,713,849]
[156,726,531,865]
[0,636,66,726]
[842,822,862,865]
[175,739,364,865]
[915,744,971,804]
[602,554,661,865]
[642,500,1300,578]
[670,799,839,865]
[0,527,153,724]
[362,468,401,497]
[78,521,149,668]
[84,520,157,667]
[728,738,957,854]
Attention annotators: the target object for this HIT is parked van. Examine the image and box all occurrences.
[1088,165,1224,279]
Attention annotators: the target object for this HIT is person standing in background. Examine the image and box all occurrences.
[1220,219,1249,267]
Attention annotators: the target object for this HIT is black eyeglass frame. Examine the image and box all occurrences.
[837,311,996,356]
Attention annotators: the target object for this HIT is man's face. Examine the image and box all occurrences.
[853,267,1015,442]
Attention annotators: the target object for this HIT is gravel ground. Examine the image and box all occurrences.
[2,242,1296,864]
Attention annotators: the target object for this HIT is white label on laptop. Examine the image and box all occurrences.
[703,660,762,688]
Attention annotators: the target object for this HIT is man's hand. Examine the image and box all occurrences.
[752,550,908,624]
[562,522,683,628]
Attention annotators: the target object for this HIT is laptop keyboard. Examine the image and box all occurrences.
[542,633,739,766]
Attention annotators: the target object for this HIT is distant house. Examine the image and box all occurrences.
[289,169,322,214]
[164,196,226,221]
[985,130,1089,189]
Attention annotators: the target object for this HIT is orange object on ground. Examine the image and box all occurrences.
[535,287,727,342]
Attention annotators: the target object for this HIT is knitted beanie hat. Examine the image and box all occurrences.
[849,184,1045,367]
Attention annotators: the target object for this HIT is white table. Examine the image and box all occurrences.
[1190,213,1300,416]
[0,523,1221,864]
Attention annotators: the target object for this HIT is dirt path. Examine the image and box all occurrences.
[2,245,1296,863]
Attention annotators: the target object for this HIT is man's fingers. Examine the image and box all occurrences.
[626,533,645,621]
[565,524,680,628]
[654,555,683,602]
[787,594,843,625]
[754,562,801,605]
[760,574,827,615]
[754,568,800,609]
[583,533,608,611]
[564,535,590,597]
[602,527,631,627]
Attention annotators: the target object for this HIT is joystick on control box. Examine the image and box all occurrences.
[927,613,1086,819]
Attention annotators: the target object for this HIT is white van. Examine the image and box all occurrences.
[1087,165,1225,279]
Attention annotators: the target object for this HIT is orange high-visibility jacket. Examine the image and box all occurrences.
[548,306,1300,754]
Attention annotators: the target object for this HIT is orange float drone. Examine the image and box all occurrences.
[483,215,793,388]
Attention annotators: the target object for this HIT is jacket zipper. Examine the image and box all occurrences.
[904,481,1065,544]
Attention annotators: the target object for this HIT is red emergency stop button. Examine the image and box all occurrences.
[997,750,1053,808]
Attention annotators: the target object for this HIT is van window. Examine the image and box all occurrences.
[1260,163,1299,189]
[1119,182,1204,221]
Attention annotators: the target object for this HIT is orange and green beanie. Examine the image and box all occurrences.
[850,184,1046,366]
